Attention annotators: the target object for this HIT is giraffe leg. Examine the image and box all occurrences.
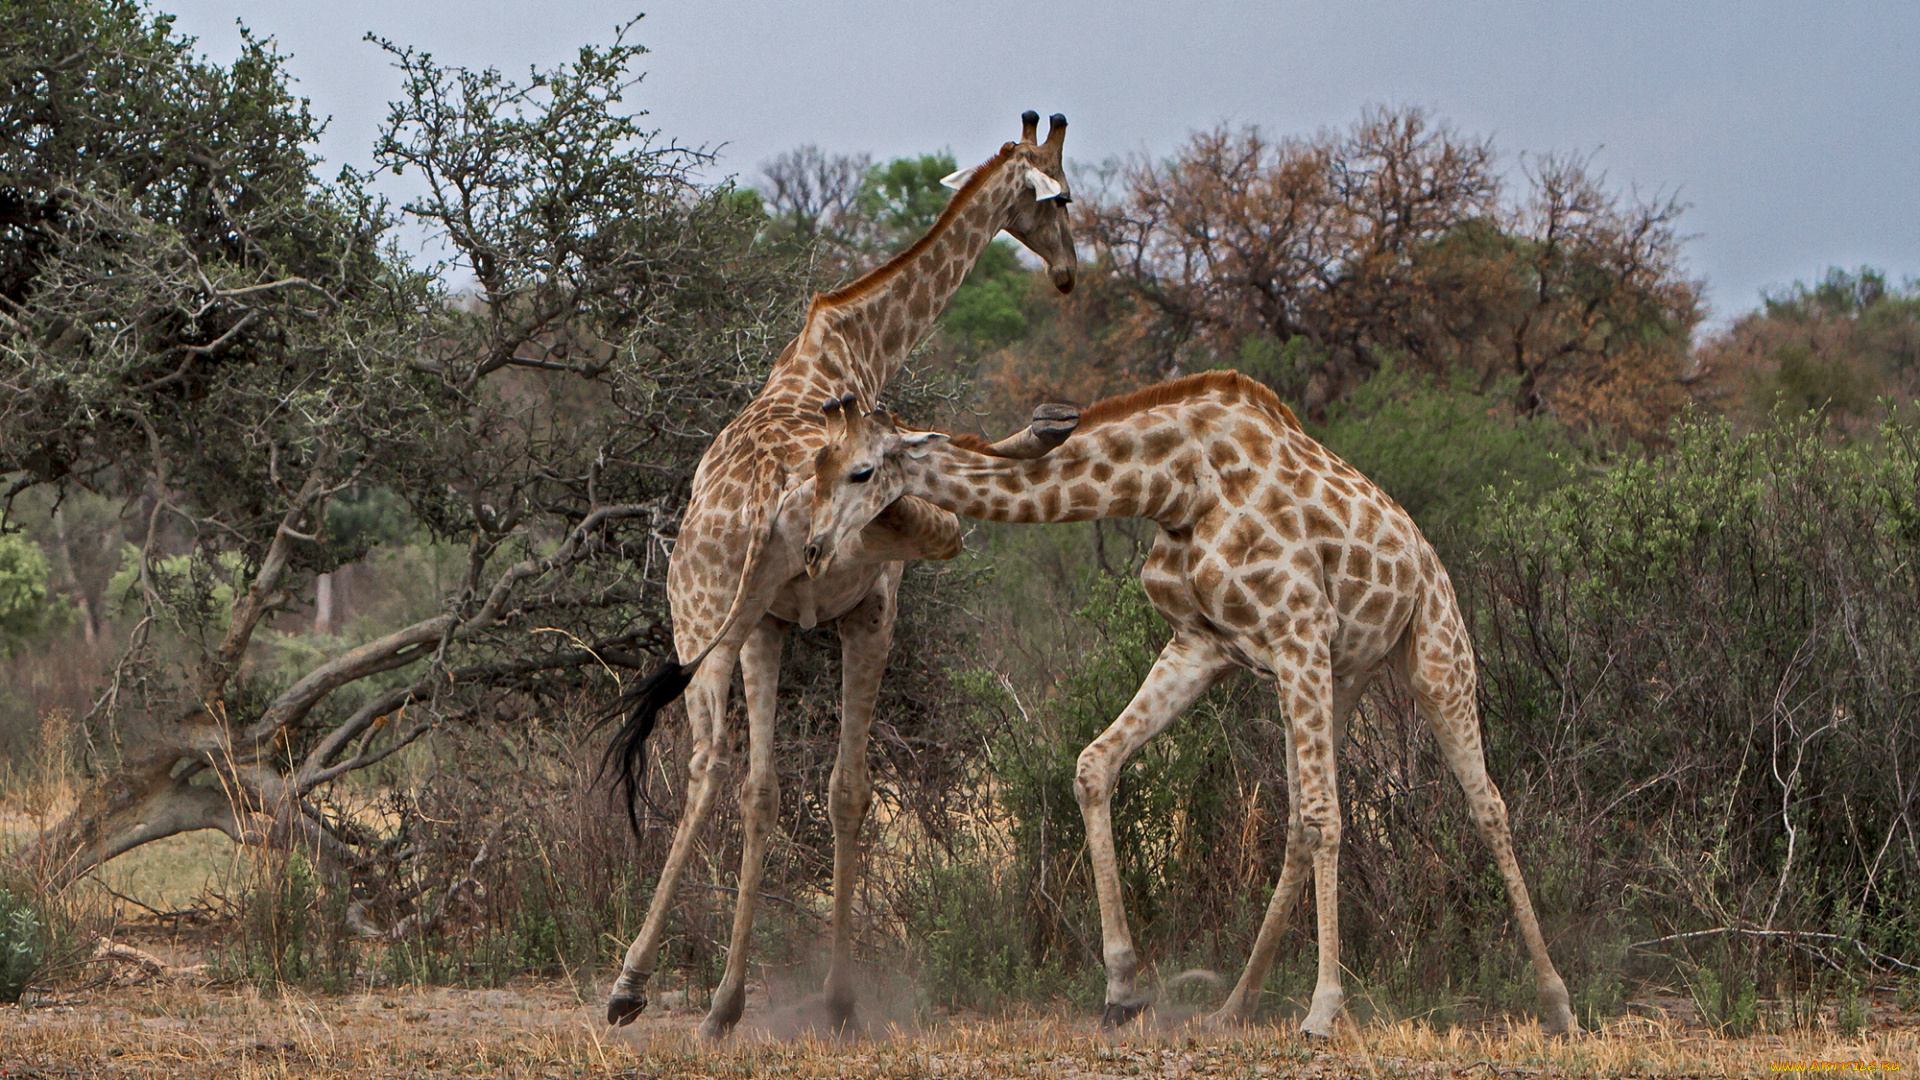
[1214,674,1368,1026]
[1075,636,1234,1026]
[1278,642,1346,1039]
[820,578,900,1030]
[1399,611,1579,1036]
[699,618,784,1040]
[607,645,740,1026]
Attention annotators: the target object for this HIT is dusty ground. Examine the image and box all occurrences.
[5,964,1917,1079]
[1,821,1913,1078]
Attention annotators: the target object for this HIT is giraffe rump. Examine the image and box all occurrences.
[597,658,695,838]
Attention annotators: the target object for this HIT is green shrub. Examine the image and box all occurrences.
[1310,363,1580,561]
[1690,961,1758,1037]
[0,887,47,1003]
[0,534,52,657]
[1473,410,1920,993]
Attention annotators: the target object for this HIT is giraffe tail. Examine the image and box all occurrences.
[594,466,796,838]
[596,657,696,839]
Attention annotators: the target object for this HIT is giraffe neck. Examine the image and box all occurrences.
[790,151,1029,405]
[906,414,1200,527]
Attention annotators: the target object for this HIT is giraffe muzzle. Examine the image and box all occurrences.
[803,540,831,579]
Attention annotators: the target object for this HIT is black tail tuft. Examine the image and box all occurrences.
[596,658,695,838]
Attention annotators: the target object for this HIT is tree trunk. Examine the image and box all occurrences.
[10,749,254,891]
[313,571,336,635]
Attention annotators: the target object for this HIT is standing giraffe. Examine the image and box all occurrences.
[802,371,1578,1038]
[602,112,1078,1039]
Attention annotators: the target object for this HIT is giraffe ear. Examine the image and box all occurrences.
[939,166,977,191]
[1024,166,1064,201]
[897,431,949,459]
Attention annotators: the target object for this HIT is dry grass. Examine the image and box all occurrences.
[3,977,1914,1079]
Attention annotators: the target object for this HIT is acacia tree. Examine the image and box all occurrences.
[1089,107,1700,439]
[1,2,800,888]
[1691,267,1920,429]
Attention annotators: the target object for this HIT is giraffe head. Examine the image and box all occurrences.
[803,394,947,579]
[946,111,1078,293]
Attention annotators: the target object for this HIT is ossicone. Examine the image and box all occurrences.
[1044,113,1068,153]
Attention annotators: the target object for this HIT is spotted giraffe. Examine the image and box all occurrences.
[601,113,1078,1039]
[803,371,1578,1038]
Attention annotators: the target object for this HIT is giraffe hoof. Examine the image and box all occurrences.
[606,994,646,1026]
[1101,1001,1148,1029]
[1545,1017,1583,1039]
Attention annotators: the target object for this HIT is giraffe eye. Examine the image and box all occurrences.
[848,467,874,484]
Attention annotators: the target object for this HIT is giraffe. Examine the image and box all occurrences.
[601,112,1078,1039]
[802,370,1579,1038]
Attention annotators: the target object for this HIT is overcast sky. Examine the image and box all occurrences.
[158,0,1919,325]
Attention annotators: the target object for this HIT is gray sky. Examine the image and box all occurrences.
[161,1,1920,325]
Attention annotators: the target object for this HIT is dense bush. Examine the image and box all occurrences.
[1472,412,1920,990]
[0,886,46,1003]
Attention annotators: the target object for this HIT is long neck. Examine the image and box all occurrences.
[798,153,1027,404]
[908,415,1199,527]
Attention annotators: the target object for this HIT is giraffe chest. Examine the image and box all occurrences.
[763,561,892,628]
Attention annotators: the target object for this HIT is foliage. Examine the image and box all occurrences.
[1089,107,1700,441]
[0,2,804,890]
[1308,362,1581,560]
[906,857,1086,1013]
[1472,411,1920,990]
[1693,267,1920,430]
[0,886,47,1003]
[943,240,1030,349]
[756,144,871,243]
[0,533,52,656]
[858,152,959,240]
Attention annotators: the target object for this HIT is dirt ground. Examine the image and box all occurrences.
[5,956,1917,1080]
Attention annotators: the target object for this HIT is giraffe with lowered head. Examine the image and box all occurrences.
[802,371,1578,1038]
[600,112,1078,1039]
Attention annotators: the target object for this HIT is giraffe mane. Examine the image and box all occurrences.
[926,372,1298,456]
[1072,370,1301,431]
[812,142,1021,309]
[946,432,997,453]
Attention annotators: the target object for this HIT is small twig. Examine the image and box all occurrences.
[681,882,824,922]
[82,876,200,921]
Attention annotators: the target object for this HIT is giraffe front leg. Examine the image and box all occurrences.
[1214,674,1367,1026]
[699,619,784,1040]
[607,648,739,1026]
[1264,635,1344,1039]
[821,580,899,1030]
[1075,636,1233,1027]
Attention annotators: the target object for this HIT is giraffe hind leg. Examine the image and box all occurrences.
[699,619,784,1040]
[821,581,900,1032]
[1397,610,1579,1035]
[607,645,741,1026]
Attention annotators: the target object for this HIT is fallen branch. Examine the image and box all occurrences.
[88,939,208,984]
[1629,926,1920,977]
